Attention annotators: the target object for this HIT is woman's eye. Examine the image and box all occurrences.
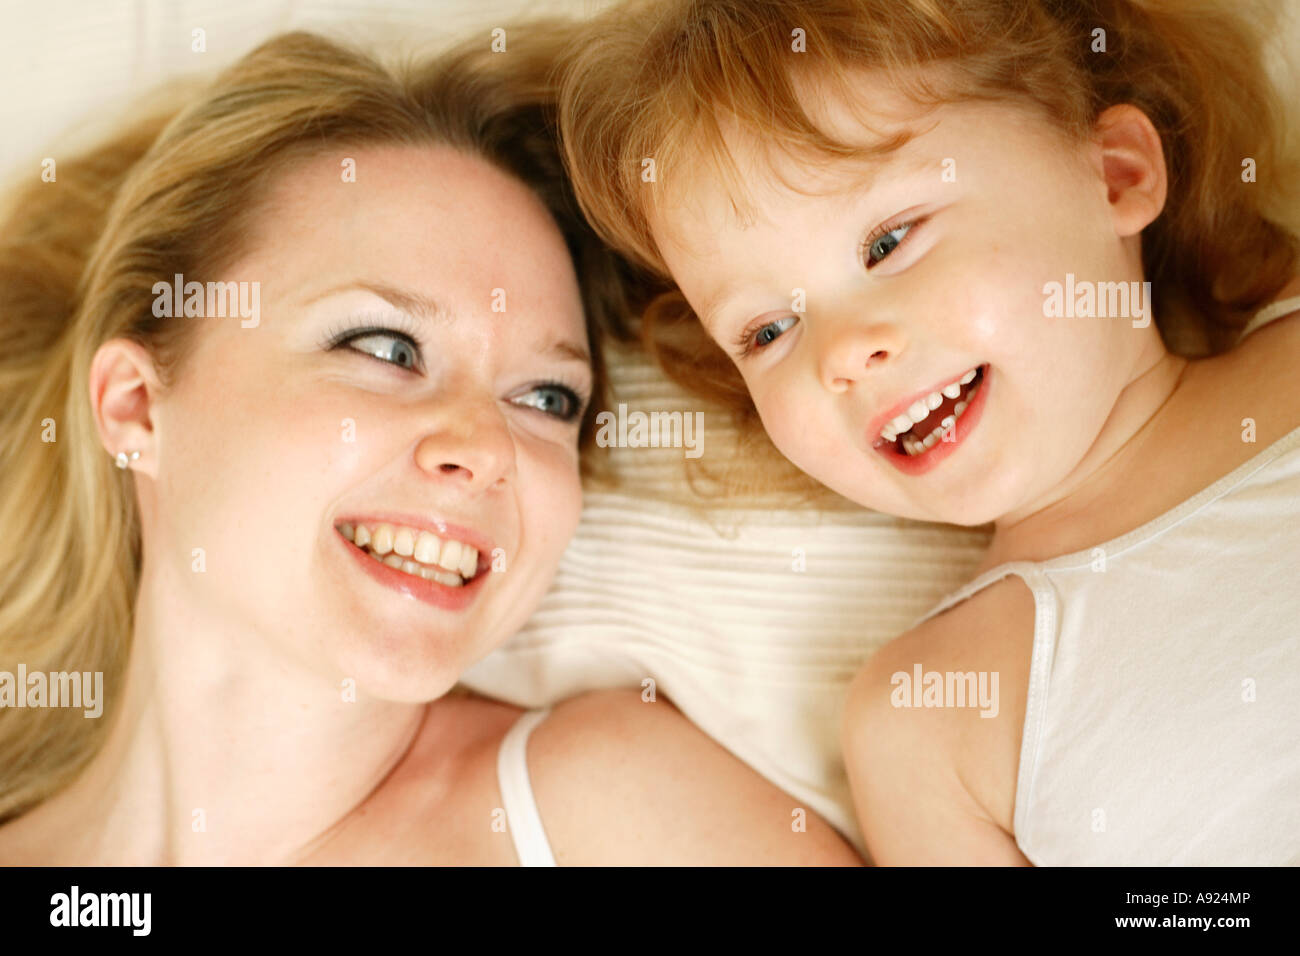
[342,331,421,371]
[513,384,583,422]
[746,314,798,353]
[863,221,914,268]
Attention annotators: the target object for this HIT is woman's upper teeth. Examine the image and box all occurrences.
[336,522,479,580]
[880,366,980,442]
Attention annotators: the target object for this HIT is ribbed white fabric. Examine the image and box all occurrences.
[496,707,557,867]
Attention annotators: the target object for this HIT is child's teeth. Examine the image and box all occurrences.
[354,524,370,548]
[340,523,355,541]
[383,554,403,569]
[881,365,983,451]
[393,527,415,557]
[458,545,478,579]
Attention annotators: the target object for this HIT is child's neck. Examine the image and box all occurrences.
[976,349,1191,574]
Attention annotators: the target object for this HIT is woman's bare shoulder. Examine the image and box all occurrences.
[527,687,862,865]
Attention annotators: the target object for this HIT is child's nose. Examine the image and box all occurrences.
[816,319,903,392]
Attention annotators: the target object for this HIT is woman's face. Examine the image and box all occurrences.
[651,88,1163,527]
[143,145,591,701]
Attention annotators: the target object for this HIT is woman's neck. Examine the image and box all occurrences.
[15,563,435,864]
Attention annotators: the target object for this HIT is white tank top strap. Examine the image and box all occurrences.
[496,707,557,867]
[906,560,1051,631]
[1236,292,1300,343]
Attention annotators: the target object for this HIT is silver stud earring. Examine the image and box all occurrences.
[114,450,140,469]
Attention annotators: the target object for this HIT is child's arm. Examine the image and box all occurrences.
[841,578,1035,865]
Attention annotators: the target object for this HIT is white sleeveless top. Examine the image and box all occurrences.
[910,298,1300,865]
[496,707,557,866]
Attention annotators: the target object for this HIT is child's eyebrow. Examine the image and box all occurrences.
[696,281,746,333]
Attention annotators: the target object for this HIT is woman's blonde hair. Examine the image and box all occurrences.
[559,0,1300,495]
[0,27,642,822]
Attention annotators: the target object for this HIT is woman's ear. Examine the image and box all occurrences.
[1090,103,1168,239]
[89,338,162,479]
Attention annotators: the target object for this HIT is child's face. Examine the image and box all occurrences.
[652,88,1162,526]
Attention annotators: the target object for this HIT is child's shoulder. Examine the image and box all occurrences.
[844,573,1036,840]
[1185,303,1300,460]
[1216,295,1299,396]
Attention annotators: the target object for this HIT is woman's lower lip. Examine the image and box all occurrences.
[338,532,485,611]
[872,365,991,476]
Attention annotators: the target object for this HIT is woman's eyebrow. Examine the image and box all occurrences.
[303,279,590,365]
[302,279,453,322]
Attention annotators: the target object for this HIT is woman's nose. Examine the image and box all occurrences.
[413,393,516,494]
[816,319,904,392]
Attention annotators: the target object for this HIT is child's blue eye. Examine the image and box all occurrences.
[863,221,915,268]
[741,314,798,356]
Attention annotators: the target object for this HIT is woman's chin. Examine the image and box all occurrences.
[327,637,474,704]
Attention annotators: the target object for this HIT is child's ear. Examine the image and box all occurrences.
[90,338,162,479]
[1090,103,1168,238]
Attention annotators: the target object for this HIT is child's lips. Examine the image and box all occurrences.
[865,364,984,448]
[871,364,991,476]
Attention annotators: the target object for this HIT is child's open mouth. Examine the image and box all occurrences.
[871,364,990,474]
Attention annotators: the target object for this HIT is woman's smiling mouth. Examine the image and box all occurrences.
[334,518,492,610]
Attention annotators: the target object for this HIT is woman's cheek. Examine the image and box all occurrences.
[522,441,584,551]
